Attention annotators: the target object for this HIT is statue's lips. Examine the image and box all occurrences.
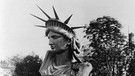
[50,46,55,49]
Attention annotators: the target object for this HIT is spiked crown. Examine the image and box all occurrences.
[31,5,84,38]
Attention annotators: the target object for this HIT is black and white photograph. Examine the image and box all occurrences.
[0,0,135,76]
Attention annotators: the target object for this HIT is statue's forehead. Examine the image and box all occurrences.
[47,31,62,37]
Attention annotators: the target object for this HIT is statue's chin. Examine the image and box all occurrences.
[51,49,56,51]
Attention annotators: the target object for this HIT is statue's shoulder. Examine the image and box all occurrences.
[39,50,55,75]
[72,62,92,76]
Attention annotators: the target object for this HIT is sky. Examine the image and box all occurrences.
[0,0,135,60]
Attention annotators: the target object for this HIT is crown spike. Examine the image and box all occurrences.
[36,5,51,19]
[35,25,46,28]
[52,6,59,20]
[64,14,73,24]
[71,26,85,29]
[31,14,46,22]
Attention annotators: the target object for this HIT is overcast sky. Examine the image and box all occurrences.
[0,0,135,60]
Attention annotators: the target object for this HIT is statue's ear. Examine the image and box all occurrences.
[67,40,71,45]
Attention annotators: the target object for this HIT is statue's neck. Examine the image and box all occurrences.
[54,49,72,66]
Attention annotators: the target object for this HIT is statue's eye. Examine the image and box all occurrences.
[51,35,61,39]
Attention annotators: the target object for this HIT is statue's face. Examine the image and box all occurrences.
[47,31,69,52]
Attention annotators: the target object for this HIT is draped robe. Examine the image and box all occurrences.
[39,51,92,76]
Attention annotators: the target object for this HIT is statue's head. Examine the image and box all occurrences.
[32,5,84,62]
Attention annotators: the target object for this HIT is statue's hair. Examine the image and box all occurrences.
[46,29,71,41]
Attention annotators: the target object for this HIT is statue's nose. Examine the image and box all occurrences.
[49,39,53,45]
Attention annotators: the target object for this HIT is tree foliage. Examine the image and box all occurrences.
[83,16,126,76]
[0,55,22,76]
[126,33,135,76]
[13,54,42,76]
